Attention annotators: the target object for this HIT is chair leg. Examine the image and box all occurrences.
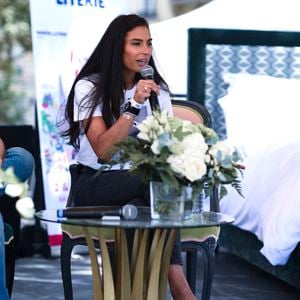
[200,237,217,300]
[61,234,75,300]
[5,240,15,297]
[186,250,197,293]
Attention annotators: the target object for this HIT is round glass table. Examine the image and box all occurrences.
[36,206,233,228]
[36,207,234,300]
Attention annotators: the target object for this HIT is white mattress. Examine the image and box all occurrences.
[220,141,300,265]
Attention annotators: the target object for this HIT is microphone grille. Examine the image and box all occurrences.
[122,204,138,220]
[140,65,154,79]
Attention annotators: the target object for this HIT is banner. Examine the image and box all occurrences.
[30,0,129,255]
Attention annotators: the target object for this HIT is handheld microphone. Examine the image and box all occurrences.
[57,204,138,221]
[140,65,159,111]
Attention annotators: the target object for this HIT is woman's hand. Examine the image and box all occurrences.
[133,79,160,104]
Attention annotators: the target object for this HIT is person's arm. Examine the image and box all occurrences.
[0,137,5,167]
[74,79,135,161]
[80,79,158,161]
[85,114,135,161]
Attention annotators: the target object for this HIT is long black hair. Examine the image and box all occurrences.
[62,14,168,149]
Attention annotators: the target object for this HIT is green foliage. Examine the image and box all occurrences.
[101,111,244,200]
[0,0,31,123]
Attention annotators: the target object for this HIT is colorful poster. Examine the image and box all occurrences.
[29,0,129,255]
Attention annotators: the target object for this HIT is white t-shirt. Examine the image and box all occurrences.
[73,78,173,170]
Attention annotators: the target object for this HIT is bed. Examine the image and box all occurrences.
[187,28,300,289]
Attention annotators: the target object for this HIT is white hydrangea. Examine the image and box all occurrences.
[5,183,25,198]
[151,133,173,154]
[169,139,185,155]
[15,197,35,219]
[181,120,196,132]
[0,167,33,218]
[208,140,236,168]
[209,140,233,158]
[0,167,28,198]
[167,132,208,182]
[138,113,166,142]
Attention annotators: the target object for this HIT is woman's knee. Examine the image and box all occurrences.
[2,147,35,181]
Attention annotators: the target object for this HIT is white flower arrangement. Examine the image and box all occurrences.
[0,167,35,219]
[106,110,243,199]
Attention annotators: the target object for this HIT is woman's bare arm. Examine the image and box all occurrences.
[82,79,158,161]
[85,115,134,161]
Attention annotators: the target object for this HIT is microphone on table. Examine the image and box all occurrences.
[57,204,138,221]
[140,65,159,111]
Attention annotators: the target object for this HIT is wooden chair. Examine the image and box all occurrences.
[172,99,212,127]
[172,100,220,299]
[60,100,220,300]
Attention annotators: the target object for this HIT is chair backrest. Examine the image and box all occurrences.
[171,100,212,128]
[171,99,219,212]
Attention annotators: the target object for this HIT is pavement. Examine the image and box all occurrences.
[10,248,300,300]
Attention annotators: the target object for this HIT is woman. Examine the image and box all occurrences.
[62,14,195,300]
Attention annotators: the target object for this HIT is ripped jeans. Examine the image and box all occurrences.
[0,147,35,196]
[0,147,34,299]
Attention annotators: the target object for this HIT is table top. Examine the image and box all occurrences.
[36,207,234,229]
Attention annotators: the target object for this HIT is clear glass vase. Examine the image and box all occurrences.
[192,191,204,215]
[150,181,194,221]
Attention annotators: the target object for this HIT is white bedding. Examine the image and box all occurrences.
[220,141,300,265]
[218,73,300,265]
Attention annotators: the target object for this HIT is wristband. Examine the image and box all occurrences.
[124,100,140,116]
[129,97,142,109]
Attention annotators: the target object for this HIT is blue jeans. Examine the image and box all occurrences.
[0,147,34,299]
[0,213,9,300]
[0,147,35,196]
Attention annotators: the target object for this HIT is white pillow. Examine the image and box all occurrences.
[219,73,300,156]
